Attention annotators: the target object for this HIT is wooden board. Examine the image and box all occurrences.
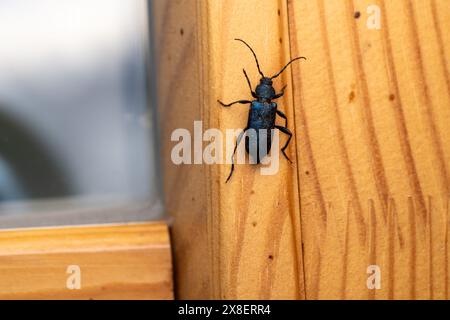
[288,0,450,299]
[0,222,173,299]
[154,0,450,299]
[153,0,304,299]
[152,0,219,299]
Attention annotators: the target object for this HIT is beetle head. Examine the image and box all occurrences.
[234,38,306,100]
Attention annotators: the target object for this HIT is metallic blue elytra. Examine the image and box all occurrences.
[218,38,306,183]
[245,101,277,163]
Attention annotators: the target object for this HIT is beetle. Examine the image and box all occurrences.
[218,38,306,183]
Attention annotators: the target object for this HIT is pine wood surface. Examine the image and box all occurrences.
[0,223,173,299]
[154,0,450,299]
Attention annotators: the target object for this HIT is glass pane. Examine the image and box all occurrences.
[0,0,163,228]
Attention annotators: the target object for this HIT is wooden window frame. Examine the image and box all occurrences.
[0,0,173,300]
[0,222,173,299]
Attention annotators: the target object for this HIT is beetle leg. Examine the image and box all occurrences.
[217,99,252,107]
[226,128,248,183]
[276,110,288,128]
[275,125,293,163]
[243,69,257,98]
[273,85,287,99]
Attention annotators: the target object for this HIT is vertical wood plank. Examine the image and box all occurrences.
[288,0,450,299]
[154,0,305,299]
[207,0,305,300]
[152,0,219,299]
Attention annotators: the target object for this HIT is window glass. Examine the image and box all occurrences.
[0,0,162,228]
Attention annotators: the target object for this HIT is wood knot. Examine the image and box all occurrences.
[349,91,356,102]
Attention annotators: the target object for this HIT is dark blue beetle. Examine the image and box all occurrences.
[218,38,306,182]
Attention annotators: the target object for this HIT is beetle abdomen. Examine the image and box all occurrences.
[245,101,277,163]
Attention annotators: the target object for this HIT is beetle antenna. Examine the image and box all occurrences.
[234,38,265,78]
[270,56,306,80]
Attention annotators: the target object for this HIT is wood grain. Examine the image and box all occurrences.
[153,0,304,299]
[288,0,450,299]
[152,0,219,299]
[0,223,173,299]
[154,0,449,299]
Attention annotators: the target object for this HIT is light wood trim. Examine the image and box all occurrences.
[153,0,304,299]
[0,222,173,299]
[288,0,450,299]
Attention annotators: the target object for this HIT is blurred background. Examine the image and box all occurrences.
[0,0,163,228]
